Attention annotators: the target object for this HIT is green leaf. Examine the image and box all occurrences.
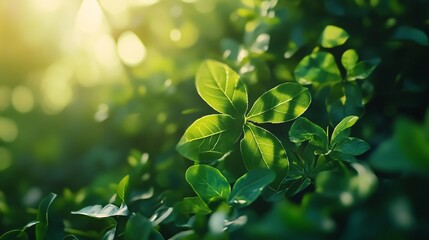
[176,114,243,162]
[0,230,27,240]
[36,193,56,240]
[341,49,358,71]
[370,115,429,174]
[347,59,380,81]
[175,196,211,215]
[392,26,429,46]
[71,203,129,218]
[279,149,331,196]
[294,51,342,85]
[169,230,196,240]
[102,227,116,240]
[1,220,41,240]
[117,175,129,202]
[289,117,328,152]
[150,207,174,226]
[151,230,165,240]
[240,123,289,182]
[63,236,79,240]
[329,151,357,163]
[280,176,312,197]
[246,83,311,123]
[320,25,349,48]
[326,83,363,125]
[229,168,276,208]
[196,60,248,117]
[334,137,370,155]
[394,117,429,170]
[185,165,231,204]
[124,213,153,240]
[1,221,40,240]
[331,116,359,146]
[22,221,39,231]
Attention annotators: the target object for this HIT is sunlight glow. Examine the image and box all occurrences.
[75,0,104,34]
[41,62,73,114]
[117,31,147,66]
[133,0,160,7]
[170,29,182,42]
[30,0,63,12]
[99,0,129,15]
[94,34,123,78]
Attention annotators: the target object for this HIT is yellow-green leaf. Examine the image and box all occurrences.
[240,123,289,183]
[117,175,130,202]
[185,165,231,204]
[196,60,248,117]
[246,83,311,123]
[294,51,342,85]
[320,25,349,48]
[176,114,243,162]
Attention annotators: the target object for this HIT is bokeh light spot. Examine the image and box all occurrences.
[94,104,109,122]
[117,31,147,66]
[40,62,74,114]
[75,0,104,34]
[11,86,34,113]
[0,117,18,142]
[175,22,199,48]
[170,29,182,42]
[157,112,167,123]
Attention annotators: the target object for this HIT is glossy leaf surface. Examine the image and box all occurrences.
[331,115,359,145]
[36,193,56,240]
[247,83,311,123]
[196,60,248,117]
[71,203,129,218]
[117,175,129,202]
[341,49,358,71]
[175,197,211,215]
[333,137,370,155]
[295,51,342,85]
[347,59,380,81]
[229,168,275,208]
[124,213,153,240]
[185,165,231,204]
[240,123,288,180]
[176,114,243,162]
[320,25,349,48]
[289,117,328,152]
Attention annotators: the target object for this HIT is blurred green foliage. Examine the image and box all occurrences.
[1,0,429,239]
